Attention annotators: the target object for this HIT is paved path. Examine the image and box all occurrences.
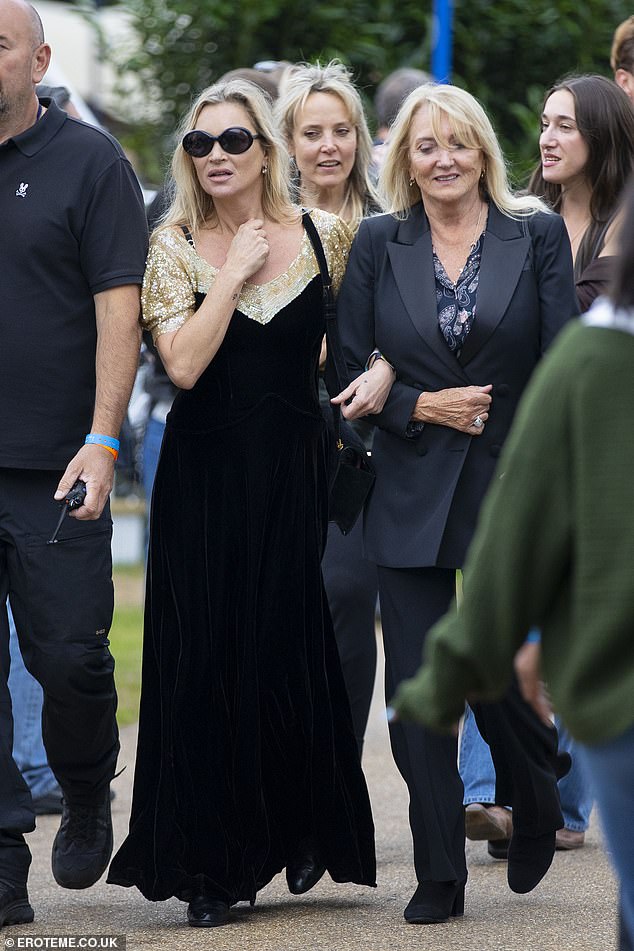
[9,643,617,951]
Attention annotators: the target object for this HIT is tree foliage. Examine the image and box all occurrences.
[452,0,632,178]
[96,0,631,184]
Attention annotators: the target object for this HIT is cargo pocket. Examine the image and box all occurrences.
[24,513,114,647]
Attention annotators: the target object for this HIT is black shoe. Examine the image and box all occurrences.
[187,895,230,928]
[286,840,326,895]
[487,838,510,860]
[404,880,465,924]
[34,787,116,817]
[0,882,34,927]
[51,789,113,889]
[507,830,556,894]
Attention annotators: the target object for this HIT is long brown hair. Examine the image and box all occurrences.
[528,75,634,278]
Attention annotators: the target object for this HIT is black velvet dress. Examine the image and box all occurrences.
[107,214,376,905]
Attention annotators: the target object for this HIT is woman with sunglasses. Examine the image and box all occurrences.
[107,79,376,927]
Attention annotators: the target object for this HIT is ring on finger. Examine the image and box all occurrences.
[473,415,484,429]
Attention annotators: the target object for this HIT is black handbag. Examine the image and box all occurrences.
[303,212,376,535]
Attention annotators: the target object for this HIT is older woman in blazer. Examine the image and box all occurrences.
[333,84,579,924]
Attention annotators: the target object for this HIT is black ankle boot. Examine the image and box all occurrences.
[404,880,466,924]
[507,830,556,893]
[186,894,230,928]
[286,839,326,895]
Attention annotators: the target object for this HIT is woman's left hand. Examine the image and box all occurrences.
[331,360,396,419]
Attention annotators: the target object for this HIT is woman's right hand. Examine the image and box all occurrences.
[331,360,396,420]
[223,218,270,284]
[412,384,493,435]
[156,220,269,390]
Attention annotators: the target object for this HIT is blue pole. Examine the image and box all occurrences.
[431,0,453,83]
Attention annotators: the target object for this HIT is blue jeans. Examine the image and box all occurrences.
[142,416,166,557]
[578,723,634,949]
[142,416,166,516]
[460,703,593,831]
[8,601,60,799]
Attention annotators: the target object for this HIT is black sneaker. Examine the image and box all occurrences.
[34,786,116,817]
[0,881,34,927]
[51,790,113,889]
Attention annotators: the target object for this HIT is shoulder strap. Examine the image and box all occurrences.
[302,211,351,414]
[302,211,331,293]
[179,225,205,310]
[181,225,195,247]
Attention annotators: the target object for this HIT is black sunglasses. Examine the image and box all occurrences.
[182,127,261,157]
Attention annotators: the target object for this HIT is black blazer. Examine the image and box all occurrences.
[337,201,579,568]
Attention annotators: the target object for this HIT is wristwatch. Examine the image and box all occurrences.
[365,349,395,372]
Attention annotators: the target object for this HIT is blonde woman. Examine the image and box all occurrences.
[276,61,382,750]
[107,79,375,927]
[333,83,578,923]
[276,60,380,231]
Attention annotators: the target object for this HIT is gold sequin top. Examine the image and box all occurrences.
[142,208,353,341]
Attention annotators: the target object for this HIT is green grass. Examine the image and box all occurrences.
[110,566,144,726]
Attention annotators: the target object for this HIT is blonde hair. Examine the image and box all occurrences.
[275,60,380,230]
[380,83,548,219]
[611,15,634,72]
[158,79,296,234]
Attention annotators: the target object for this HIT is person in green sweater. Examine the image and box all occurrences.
[391,181,634,949]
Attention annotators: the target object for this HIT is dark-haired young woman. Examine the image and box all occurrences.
[530,73,634,309]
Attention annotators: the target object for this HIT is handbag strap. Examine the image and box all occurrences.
[181,224,195,246]
[302,211,351,443]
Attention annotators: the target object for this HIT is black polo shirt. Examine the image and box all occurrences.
[0,100,148,469]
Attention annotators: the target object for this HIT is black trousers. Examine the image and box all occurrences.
[378,564,564,885]
[322,518,377,753]
[0,468,119,884]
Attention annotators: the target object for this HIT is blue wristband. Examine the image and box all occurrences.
[525,629,542,644]
[85,433,120,452]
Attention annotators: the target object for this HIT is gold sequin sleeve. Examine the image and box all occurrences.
[309,209,354,296]
[141,228,200,341]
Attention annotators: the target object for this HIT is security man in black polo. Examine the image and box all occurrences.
[0,0,148,926]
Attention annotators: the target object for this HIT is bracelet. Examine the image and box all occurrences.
[365,349,395,372]
[99,444,119,461]
[85,433,120,461]
[85,433,120,451]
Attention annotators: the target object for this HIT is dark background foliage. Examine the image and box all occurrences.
[89,0,631,185]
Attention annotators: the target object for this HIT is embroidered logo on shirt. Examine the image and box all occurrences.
[15,182,29,198]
